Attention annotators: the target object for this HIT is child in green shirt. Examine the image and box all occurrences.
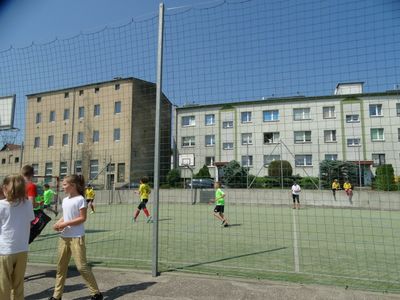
[211,182,229,227]
[43,183,58,216]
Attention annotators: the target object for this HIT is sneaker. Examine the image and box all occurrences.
[55,211,58,217]
[91,293,103,300]
[132,217,136,223]
[146,217,153,223]
[90,211,95,214]
[223,223,229,227]
[48,297,61,300]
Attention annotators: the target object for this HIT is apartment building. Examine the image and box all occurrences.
[24,77,172,187]
[0,143,22,177]
[176,83,400,185]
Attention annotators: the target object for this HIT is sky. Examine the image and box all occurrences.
[0,0,198,49]
[0,0,399,141]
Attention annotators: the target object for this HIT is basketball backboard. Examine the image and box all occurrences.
[178,153,195,167]
[0,95,16,130]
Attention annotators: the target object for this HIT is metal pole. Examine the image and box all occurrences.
[280,141,283,189]
[358,145,362,188]
[152,2,164,277]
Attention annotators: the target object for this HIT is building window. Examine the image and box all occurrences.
[64,92,69,98]
[372,154,385,166]
[241,155,253,167]
[114,101,121,114]
[241,133,252,145]
[79,90,84,96]
[324,130,337,143]
[222,142,234,150]
[182,136,195,147]
[325,154,338,161]
[294,131,311,143]
[323,106,335,119]
[32,164,39,177]
[78,106,85,119]
[75,160,82,174]
[36,97,41,103]
[77,132,84,144]
[62,134,68,146]
[264,132,279,144]
[45,162,53,177]
[369,104,383,117]
[35,113,41,124]
[117,163,125,182]
[49,111,55,122]
[293,108,311,121]
[89,160,99,180]
[182,115,195,127]
[205,156,215,166]
[347,138,361,147]
[63,108,70,120]
[94,104,100,117]
[113,128,121,141]
[397,103,400,116]
[346,114,359,123]
[93,130,100,143]
[14,157,19,163]
[1,158,5,164]
[34,137,40,148]
[371,128,384,141]
[263,110,279,122]
[398,128,400,142]
[295,155,312,166]
[107,163,115,172]
[222,121,233,129]
[205,135,215,147]
[59,161,68,180]
[241,111,252,123]
[264,154,280,166]
[94,87,100,93]
[205,114,215,125]
[47,135,54,147]
[115,84,120,90]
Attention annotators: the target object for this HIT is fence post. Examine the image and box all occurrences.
[152,2,164,277]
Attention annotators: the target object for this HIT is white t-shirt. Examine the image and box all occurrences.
[0,198,34,255]
[61,195,87,238]
[291,184,301,195]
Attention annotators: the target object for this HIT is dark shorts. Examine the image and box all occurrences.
[214,205,224,213]
[43,204,51,208]
[86,199,94,203]
[292,194,300,203]
[138,199,148,210]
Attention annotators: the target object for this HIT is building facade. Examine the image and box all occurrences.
[176,83,400,185]
[24,78,172,187]
[0,143,22,177]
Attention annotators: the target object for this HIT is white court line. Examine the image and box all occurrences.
[292,209,300,273]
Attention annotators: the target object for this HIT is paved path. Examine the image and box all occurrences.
[24,264,400,300]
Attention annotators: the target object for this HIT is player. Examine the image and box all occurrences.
[343,180,353,203]
[211,181,229,227]
[43,183,58,216]
[21,164,39,209]
[133,177,152,223]
[84,184,96,214]
[50,174,103,300]
[331,179,340,200]
[0,175,35,299]
[291,182,301,209]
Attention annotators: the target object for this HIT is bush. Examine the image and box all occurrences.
[264,177,280,188]
[268,160,293,177]
[194,165,211,179]
[374,164,396,191]
[166,168,181,188]
[249,176,266,188]
[299,177,319,189]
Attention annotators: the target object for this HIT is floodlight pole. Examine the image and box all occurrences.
[152,2,164,277]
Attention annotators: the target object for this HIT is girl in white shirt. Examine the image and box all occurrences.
[0,175,35,300]
[49,175,103,300]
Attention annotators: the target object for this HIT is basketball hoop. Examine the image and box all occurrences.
[0,127,20,147]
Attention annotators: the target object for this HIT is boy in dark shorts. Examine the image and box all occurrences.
[84,184,96,214]
[211,181,229,227]
[133,177,152,223]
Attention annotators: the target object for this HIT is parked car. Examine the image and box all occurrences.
[185,178,215,189]
[115,181,140,190]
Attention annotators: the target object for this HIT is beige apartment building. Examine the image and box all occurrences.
[0,143,22,177]
[24,77,172,188]
[176,83,400,186]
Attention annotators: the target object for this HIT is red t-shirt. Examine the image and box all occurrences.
[26,181,37,198]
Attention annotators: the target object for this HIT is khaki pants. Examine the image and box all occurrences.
[53,236,100,299]
[0,252,28,300]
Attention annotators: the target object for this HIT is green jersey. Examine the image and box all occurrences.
[215,188,225,206]
[43,189,56,205]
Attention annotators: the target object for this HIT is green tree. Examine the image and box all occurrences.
[374,164,396,191]
[194,164,211,179]
[166,168,181,188]
[222,160,248,188]
[268,160,293,177]
[319,160,358,188]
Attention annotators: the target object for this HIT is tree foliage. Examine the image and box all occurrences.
[166,168,181,187]
[268,160,293,177]
[222,160,248,188]
[194,164,211,179]
[319,160,357,188]
[374,164,396,191]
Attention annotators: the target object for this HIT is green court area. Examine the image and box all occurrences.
[29,203,400,292]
